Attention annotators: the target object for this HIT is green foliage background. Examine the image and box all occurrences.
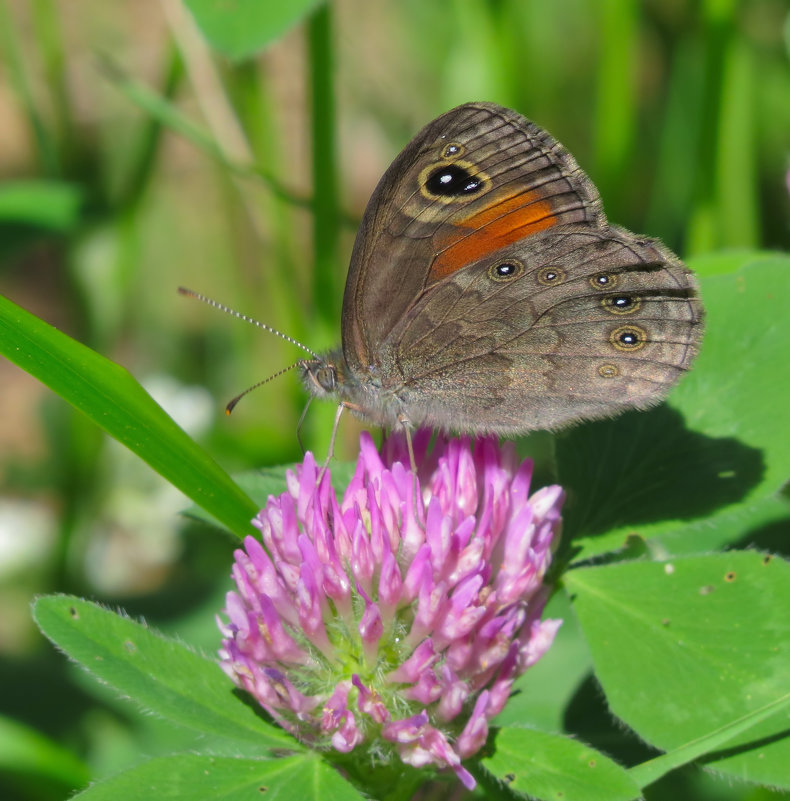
[0,1,788,800]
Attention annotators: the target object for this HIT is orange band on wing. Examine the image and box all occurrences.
[429,191,557,282]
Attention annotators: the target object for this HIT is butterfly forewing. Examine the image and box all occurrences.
[341,102,605,374]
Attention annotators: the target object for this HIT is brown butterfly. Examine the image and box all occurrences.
[300,102,703,437]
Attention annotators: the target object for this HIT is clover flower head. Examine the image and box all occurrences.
[218,431,564,789]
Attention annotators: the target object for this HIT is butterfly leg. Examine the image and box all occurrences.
[397,416,418,476]
[395,414,423,521]
[317,403,347,481]
[295,397,314,455]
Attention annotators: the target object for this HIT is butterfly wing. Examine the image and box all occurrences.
[340,102,702,433]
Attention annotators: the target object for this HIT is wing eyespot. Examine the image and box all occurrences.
[598,363,620,378]
[601,295,642,315]
[488,259,525,282]
[419,160,489,202]
[590,272,618,290]
[440,142,465,159]
[537,266,567,285]
[609,325,648,351]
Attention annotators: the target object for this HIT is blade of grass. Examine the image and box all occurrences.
[715,38,759,248]
[592,0,638,221]
[0,293,259,537]
[97,54,319,215]
[686,0,736,254]
[100,52,357,230]
[223,61,307,409]
[308,3,340,324]
[645,39,703,249]
[31,0,73,169]
[442,0,517,108]
[116,40,184,211]
[0,0,60,175]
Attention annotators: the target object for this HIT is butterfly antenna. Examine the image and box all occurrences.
[178,286,319,358]
[225,362,304,414]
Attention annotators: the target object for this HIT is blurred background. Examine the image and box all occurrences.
[0,1,788,799]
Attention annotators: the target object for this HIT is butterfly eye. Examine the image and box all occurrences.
[601,295,642,315]
[488,259,524,282]
[440,142,465,159]
[424,164,485,197]
[609,325,647,351]
[315,366,336,392]
[590,272,619,290]
[537,267,566,285]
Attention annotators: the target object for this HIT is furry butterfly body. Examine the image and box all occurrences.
[301,102,703,434]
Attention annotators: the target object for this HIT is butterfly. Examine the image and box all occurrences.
[299,102,703,439]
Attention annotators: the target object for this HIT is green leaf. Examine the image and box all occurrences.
[565,552,790,787]
[559,254,790,560]
[481,727,640,801]
[185,0,326,61]
[628,692,790,789]
[688,250,786,278]
[33,596,296,749]
[0,293,258,537]
[649,494,790,557]
[70,752,363,801]
[0,180,82,231]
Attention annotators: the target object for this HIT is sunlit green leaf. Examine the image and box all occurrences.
[70,752,362,801]
[33,596,295,749]
[565,552,790,787]
[481,727,640,801]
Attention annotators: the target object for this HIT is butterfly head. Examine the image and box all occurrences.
[300,348,402,428]
[299,348,346,401]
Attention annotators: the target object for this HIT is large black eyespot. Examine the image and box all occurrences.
[609,325,647,351]
[602,295,642,315]
[488,259,524,282]
[424,164,484,197]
